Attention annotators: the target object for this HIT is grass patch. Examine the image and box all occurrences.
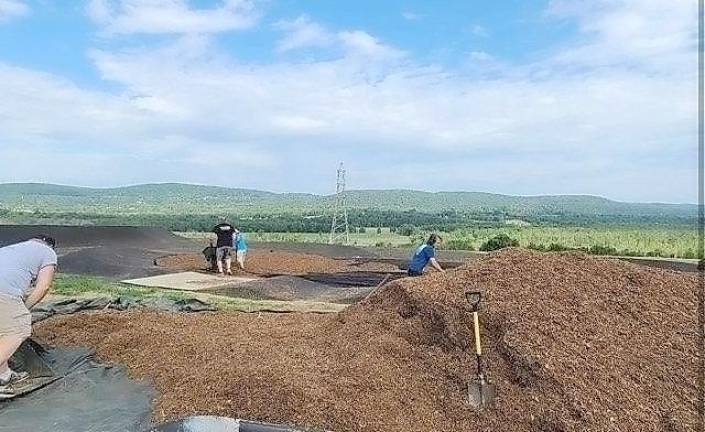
[51,274,344,314]
[51,274,168,299]
[53,274,159,298]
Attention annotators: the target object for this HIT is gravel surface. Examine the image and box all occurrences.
[36,248,700,432]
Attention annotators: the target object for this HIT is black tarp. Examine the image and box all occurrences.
[31,297,216,323]
[0,339,155,432]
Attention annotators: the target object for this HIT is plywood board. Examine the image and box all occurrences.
[122,271,257,291]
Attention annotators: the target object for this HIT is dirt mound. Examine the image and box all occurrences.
[158,250,399,275]
[0,225,202,279]
[0,225,196,250]
[35,249,699,432]
[57,247,168,279]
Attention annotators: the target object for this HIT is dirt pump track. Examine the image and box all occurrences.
[36,249,700,432]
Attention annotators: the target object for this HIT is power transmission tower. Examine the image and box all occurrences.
[329,162,350,245]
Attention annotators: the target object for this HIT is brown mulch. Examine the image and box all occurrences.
[35,249,700,432]
[157,250,399,275]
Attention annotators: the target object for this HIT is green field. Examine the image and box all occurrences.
[179,224,698,259]
[3,182,700,260]
[178,228,413,248]
[443,226,698,258]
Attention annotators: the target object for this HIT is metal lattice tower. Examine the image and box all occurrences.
[329,162,350,245]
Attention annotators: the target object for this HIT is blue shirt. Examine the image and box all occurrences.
[234,233,247,251]
[408,244,435,273]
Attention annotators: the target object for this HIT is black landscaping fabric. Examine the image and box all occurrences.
[0,226,199,280]
[0,339,155,432]
[0,226,195,249]
[207,275,375,304]
[31,297,216,323]
[57,247,168,279]
[299,271,405,287]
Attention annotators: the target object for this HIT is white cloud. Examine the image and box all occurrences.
[273,17,404,61]
[470,24,488,37]
[338,30,406,60]
[402,11,423,21]
[0,0,697,201]
[468,50,492,61]
[0,0,29,21]
[86,0,258,35]
[274,15,333,52]
[545,0,696,71]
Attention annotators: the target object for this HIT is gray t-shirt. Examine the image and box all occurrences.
[0,240,58,298]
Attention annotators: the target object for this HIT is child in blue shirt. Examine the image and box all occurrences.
[233,229,248,270]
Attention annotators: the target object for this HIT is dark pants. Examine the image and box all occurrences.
[407,269,423,277]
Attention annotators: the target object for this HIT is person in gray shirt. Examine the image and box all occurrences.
[0,235,57,390]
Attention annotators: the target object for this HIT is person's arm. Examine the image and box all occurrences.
[25,265,56,309]
[429,257,445,273]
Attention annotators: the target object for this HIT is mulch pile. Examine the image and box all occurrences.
[157,250,399,275]
[35,249,700,432]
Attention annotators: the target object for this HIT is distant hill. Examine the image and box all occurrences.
[0,182,696,219]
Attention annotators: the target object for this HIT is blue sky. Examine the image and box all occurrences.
[0,0,697,202]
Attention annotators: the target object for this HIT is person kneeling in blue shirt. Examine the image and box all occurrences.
[407,233,445,276]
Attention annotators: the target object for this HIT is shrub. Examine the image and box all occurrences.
[527,242,546,251]
[479,234,519,251]
[587,245,619,256]
[547,243,571,252]
[445,238,475,251]
[398,224,416,236]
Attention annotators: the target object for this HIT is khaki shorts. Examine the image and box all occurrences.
[216,246,232,261]
[0,293,31,339]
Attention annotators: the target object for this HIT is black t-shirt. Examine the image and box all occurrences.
[212,223,235,248]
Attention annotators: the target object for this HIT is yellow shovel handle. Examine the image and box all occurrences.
[473,311,482,356]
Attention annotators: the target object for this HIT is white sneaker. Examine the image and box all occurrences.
[0,370,29,386]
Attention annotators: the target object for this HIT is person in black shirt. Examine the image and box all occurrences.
[212,220,235,275]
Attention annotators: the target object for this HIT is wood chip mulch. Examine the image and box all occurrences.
[157,250,400,275]
[35,248,700,432]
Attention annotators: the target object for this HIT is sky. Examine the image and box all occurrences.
[0,0,698,203]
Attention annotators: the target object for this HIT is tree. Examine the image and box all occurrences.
[398,224,416,236]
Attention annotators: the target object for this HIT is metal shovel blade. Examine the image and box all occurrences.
[468,379,496,409]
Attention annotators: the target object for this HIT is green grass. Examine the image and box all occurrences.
[177,228,414,248]
[179,224,699,259]
[50,274,345,313]
[443,226,698,259]
[53,274,162,298]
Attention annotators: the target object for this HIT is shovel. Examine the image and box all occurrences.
[465,290,496,409]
